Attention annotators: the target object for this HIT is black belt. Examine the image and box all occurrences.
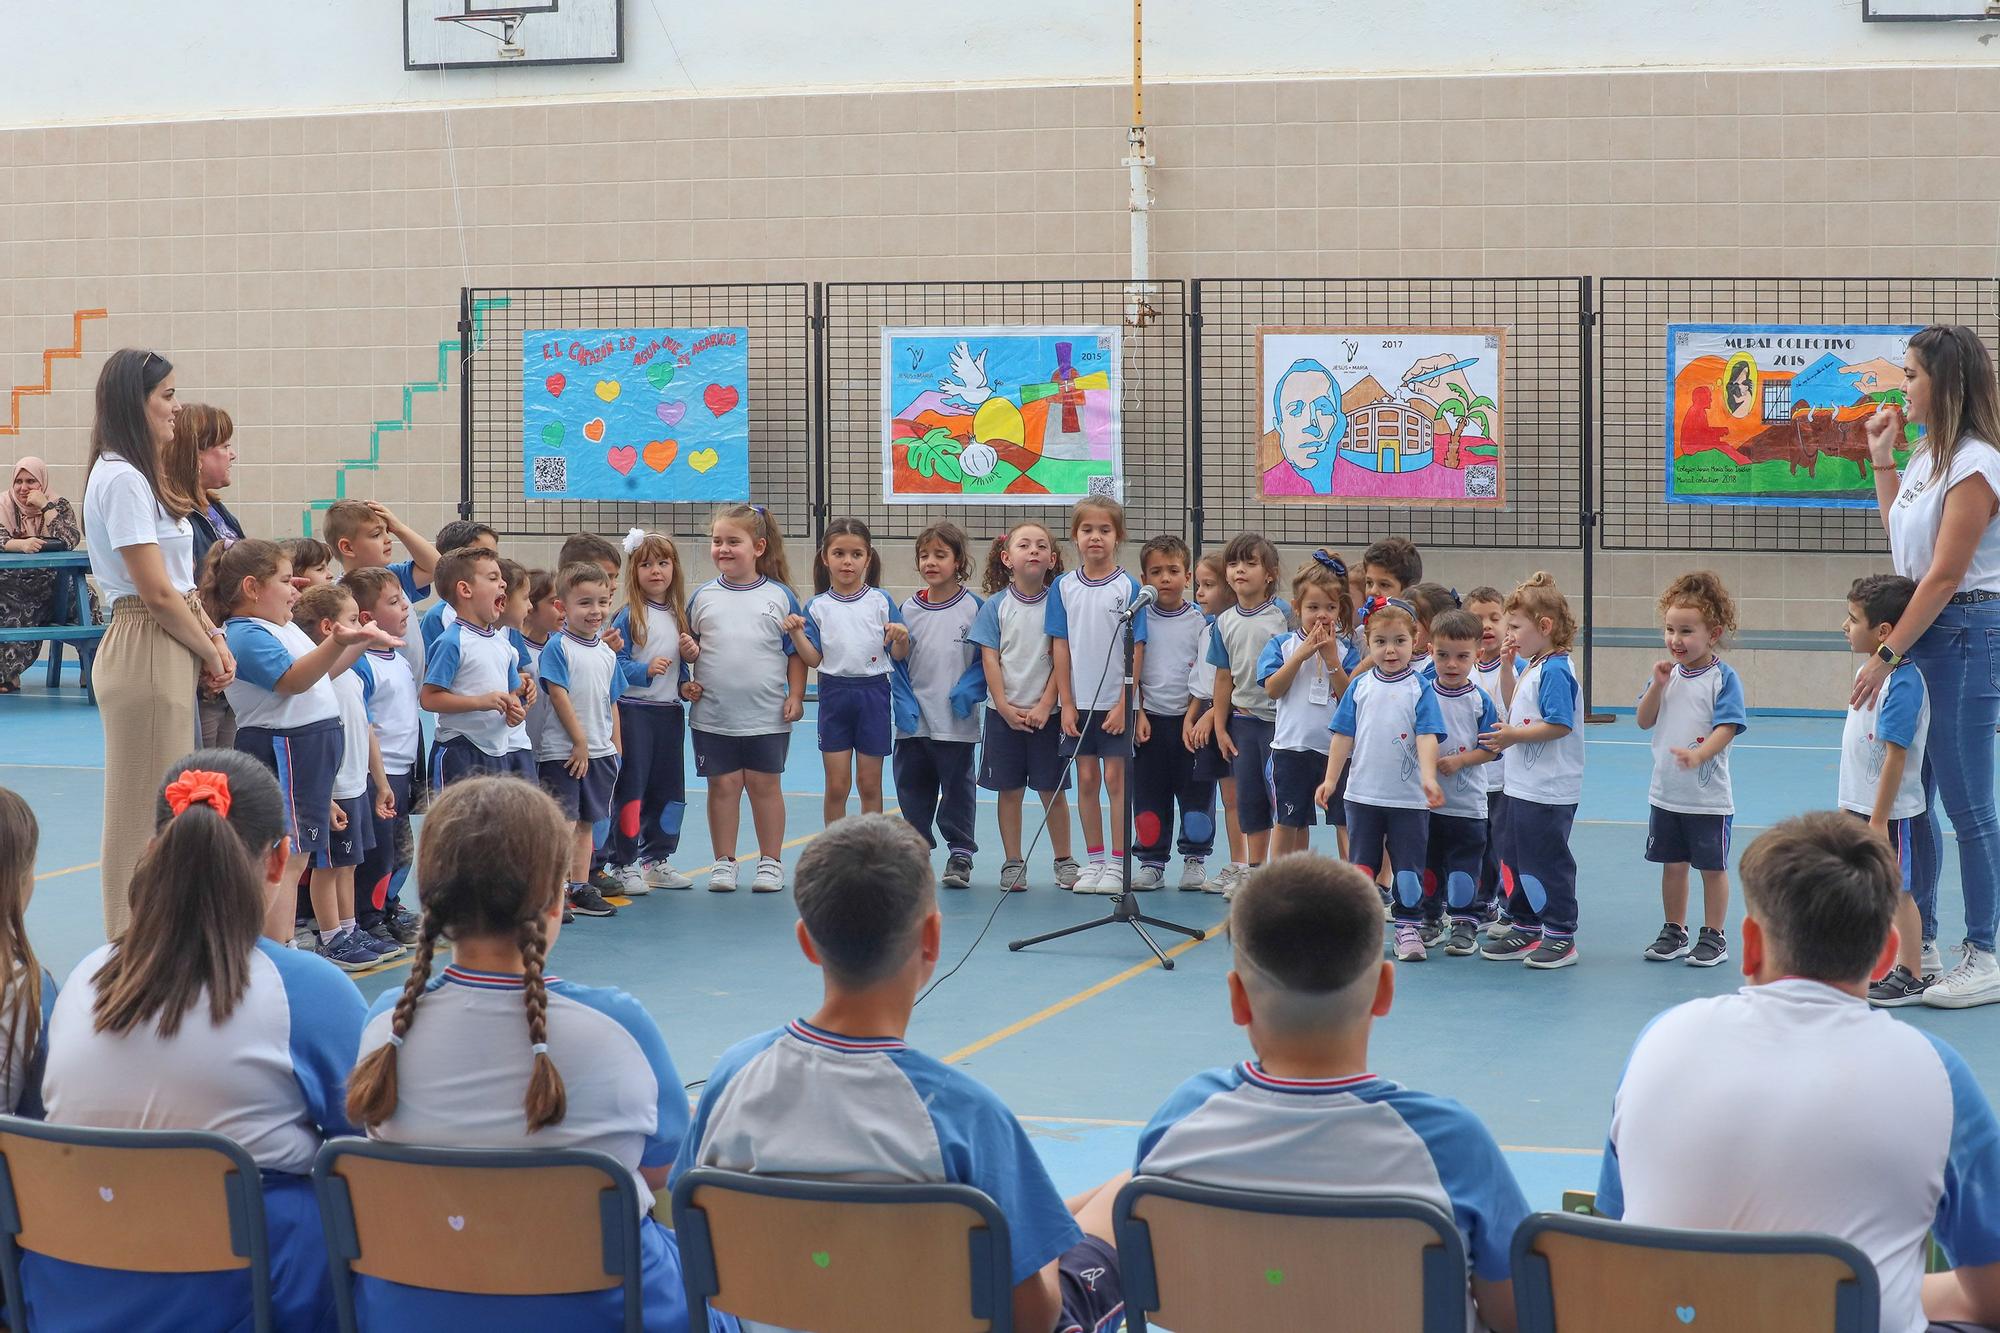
[1949,589,2000,605]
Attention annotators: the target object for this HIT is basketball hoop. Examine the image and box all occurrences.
[435,8,529,58]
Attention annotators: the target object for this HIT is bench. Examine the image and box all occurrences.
[0,550,102,699]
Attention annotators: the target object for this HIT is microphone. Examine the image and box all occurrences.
[1117,583,1158,623]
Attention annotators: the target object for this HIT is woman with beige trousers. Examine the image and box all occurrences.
[81,349,235,937]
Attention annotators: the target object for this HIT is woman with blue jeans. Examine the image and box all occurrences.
[1856,324,2000,1009]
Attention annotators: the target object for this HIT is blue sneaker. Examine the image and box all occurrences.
[318,930,379,974]
[361,922,409,960]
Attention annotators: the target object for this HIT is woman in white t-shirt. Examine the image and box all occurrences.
[82,349,235,938]
[1856,325,2000,1008]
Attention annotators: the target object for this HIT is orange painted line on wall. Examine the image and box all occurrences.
[0,309,108,436]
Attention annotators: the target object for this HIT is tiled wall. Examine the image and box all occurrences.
[6,64,1994,705]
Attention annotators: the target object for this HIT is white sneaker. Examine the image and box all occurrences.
[1177,858,1208,891]
[643,859,694,891]
[752,856,784,893]
[1203,864,1243,896]
[1924,943,2000,1008]
[707,860,740,893]
[1131,863,1165,891]
[1074,861,1107,893]
[1923,941,1944,976]
[1083,863,1124,896]
[611,863,653,897]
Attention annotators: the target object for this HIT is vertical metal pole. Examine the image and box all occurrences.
[1189,282,1204,552]
[457,287,474,520]
[811,282,828,545]
[1124,0,1155,328]
[1580,276,1611,722]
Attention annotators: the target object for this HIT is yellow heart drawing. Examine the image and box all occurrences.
[688,448,720,474]
[594,380,621,402]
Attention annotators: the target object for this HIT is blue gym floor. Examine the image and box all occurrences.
[10,672,2000,1211]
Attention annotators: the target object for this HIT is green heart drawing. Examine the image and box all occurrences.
[1265,1268,1284,1286]
[540,421,565,449]
[646,362,675,390]
[811,1251,831,1270]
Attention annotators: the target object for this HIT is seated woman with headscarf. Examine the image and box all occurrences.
[0,458,83,694]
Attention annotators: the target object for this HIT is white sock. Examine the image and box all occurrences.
[319,928,342,945]
[341,917,356,932]
[1232,860,1249,871]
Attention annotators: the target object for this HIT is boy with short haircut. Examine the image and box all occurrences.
[557,531,628,656]
[674,814,1128,1333]
[1360,535,1423,600]
[1466,585,1516,933]
[1427,609,1501,955]
[323,498,442,608]
[1138,854,1525,1332]
[417,522,500,653]
[419,546,527,788]
[1841,574,1936,1006]
[1132,534,1217,890]
[281,537,336,588]
[1599,813,2000,1333]
[496,558,542,783]
[342,567,424,949]
[539,562,626,921]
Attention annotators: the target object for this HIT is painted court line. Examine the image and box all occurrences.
[33,861,96,882]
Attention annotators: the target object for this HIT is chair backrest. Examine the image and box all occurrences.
[1511,1210,1882,1333]
[1112,1175,1469,1333]
[671,1167,1014,1333]
[312,1138,643,1333]
[0,1115,271,1333]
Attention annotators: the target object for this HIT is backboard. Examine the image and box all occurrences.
[404,0,624,69]
[1862,0,1999,18]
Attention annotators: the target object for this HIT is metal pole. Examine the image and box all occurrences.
[1124,0,1156,329]
[457,287,474,520]
[1580,276,1611,723]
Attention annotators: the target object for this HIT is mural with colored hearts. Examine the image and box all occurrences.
[522,326,750,502]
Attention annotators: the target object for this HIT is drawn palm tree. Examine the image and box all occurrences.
[1432,379,1496,470]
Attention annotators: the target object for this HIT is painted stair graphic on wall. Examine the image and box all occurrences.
[301,296,510,535]
[0,309,109,437]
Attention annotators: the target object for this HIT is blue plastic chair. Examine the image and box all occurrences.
[1511,1209,1881,1332]
[0,1115,272,1332]
[1113,1175,1469,1333]
[672,1166,1014,1332]
[312,1138,644,1333]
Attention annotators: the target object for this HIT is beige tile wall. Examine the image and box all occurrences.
[3,64,1988,705]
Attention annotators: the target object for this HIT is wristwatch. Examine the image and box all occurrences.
[1876,644,1907,667]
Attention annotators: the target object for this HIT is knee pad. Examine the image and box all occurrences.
[1395,868,1425,907]
[1182,810,1214,844]
[1446,869,1478,909]
[1519,873,1548,912]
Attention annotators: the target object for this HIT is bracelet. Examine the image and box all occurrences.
[209,629,227,641]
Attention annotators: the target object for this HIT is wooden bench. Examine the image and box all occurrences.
[0,550,102,699]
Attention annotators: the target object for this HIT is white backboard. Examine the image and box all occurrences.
[1863,0,1998,18]
[404,0,623,69]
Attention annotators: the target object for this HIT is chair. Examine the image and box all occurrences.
[671,1167,1014,1332]
[0,1115,272,1332]
[312,1138,645,1333]
[1112,1175,1469,1333]
[1510,1210,1881,1332]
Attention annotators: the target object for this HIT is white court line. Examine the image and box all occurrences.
[1588,739,1839,753]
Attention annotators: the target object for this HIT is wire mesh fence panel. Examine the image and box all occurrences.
[1598,277,2000,552]
[822,281,1189,545]
[1192,278,1587,551]
[462,284,813,541]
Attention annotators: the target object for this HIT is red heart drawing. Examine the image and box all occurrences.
[545,372,566,397]
[607,445,638,476]
[703,383,740,417]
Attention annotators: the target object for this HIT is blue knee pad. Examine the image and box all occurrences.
[1395,869,1425,907]
[1182,811,1214,843]
[1446,870,1478,909]
[1520,873,1548,912]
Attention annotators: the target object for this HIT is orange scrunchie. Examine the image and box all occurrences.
[163,770,232,820]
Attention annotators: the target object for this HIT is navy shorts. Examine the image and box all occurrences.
[430,734,520,789]
[237,718,340,858]
[1227,714,1279,834]
[540,754,620,824]
[979,711,1070,794]
[1063,708,1134,760]
[692,728,790,777]
[1271,748,1329,829]
[1645,805,1733,873]
[1191,719,1231,782]
[1057,1235,1124,1333]
[315,794,376,869]
[817,673,892,758]
[1326,762,1351,827]
[1849,809,1919,895]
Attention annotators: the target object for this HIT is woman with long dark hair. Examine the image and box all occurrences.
[82,349,234,938]
[1856,324,2000,1008]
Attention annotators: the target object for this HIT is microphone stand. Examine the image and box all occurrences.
[1009,596,1207,968]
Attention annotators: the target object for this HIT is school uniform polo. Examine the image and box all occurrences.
[1046,567,1147,713]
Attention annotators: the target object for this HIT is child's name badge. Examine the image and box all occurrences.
[1308,672,1332,706]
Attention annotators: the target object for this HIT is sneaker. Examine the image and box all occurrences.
[318,930,379,973]
[1644,922,1691,962]
[292,925,318,952]
[1074,862,1107,893]
[1446,920,1479,956]
[1869,964,1933,1008]
[1923,940,1944,976]
[589,867,624,897]
[1131,863,1165,891]
[1482,926,1542,961]
[752,857,784,893]
[1000,859,1029,892]
[1203,864,1243,896]
[708,860,740,893]
[363,923,409,959]
[1687,927,1728,968]
[940,853,974,890]
[1485,913,1513,939]
[1924,943,2000,1008]
[562,902,576,924]
[1525,936,1579,970]
[611,863,653,897]
[567,882,617,917]
[1178,857,1208,891]
[385,904,422,946]
[1418,918,1448,949]
[642,859,694,890]
[1053,856,1082,890]
[1394,923,1428,962]
[1093,863,1125,895]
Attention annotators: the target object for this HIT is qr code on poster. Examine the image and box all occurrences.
[1465,465,1498,498]
[531,456,567,495]
[1086,473,1119,499]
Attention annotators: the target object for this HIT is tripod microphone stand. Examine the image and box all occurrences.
[1009,595,1207,968]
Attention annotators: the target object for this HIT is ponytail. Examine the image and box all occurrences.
[520,913,567,1132]
[199,537,284,626]
[714,504,792,590]
[345,914,441,1128]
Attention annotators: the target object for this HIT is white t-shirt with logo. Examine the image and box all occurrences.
[1839,661,1931,820]
[1501,653,1584,806]
[1644,659,1748,816]
[1046,567,1147,712]
[968,586,1056,709]
[1889,438,2000,593]
[1329,666,1447,811]
[83,453,196,601]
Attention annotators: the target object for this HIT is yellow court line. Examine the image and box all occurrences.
[34,861,96,882]
[942,920,1227,1067]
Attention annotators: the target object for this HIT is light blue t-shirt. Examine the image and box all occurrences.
[968,585,1056,709]
[424,619,518,756]
[1046,567,1147,712]
[539,631,626,760]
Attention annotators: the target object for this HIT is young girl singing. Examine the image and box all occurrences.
[800,518,907,827]
[895,522,983,888]
[607,530,698,893]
